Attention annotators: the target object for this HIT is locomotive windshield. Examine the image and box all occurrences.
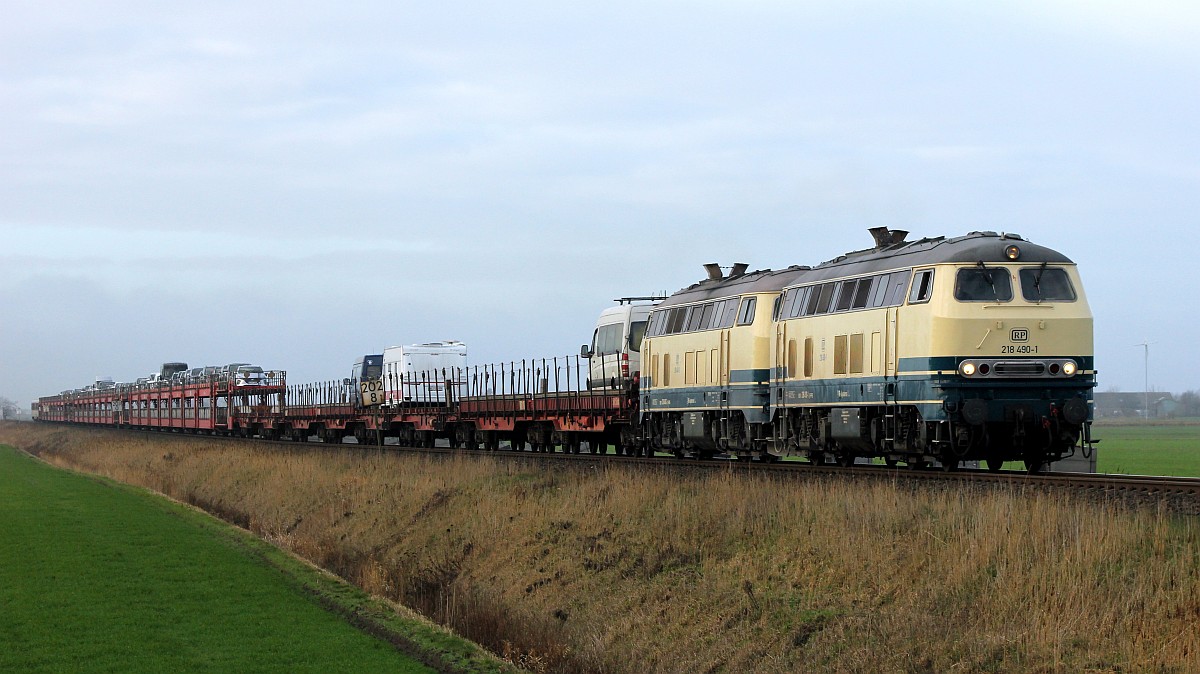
[1019,267,1076,302]
[955,266,1013,302]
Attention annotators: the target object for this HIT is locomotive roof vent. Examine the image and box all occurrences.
[869,227,909,249]
[702,262,750,281]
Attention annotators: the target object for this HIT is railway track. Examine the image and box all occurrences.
[100,425,1200,515]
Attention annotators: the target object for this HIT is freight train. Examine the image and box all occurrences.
[33,229,1096,472]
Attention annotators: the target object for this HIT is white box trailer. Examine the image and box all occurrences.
[382,341,467,404]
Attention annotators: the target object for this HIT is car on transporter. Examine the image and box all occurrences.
[581,297,661,390]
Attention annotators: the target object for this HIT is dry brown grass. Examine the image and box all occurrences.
[4,421,1199,673]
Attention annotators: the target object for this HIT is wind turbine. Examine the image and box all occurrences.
[1135,341,1153,419]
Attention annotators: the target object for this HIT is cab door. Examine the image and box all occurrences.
[884,307,899,379]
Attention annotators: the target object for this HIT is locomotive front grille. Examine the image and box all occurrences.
[993,362,1046,377]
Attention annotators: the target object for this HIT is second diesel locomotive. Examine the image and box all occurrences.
[639,229,1095,471]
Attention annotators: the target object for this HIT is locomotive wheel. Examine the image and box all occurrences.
[986,458,1004,472]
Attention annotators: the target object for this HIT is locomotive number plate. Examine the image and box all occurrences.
[359,379,385,407]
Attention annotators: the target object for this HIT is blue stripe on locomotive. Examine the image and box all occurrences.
[643,356,1095,425]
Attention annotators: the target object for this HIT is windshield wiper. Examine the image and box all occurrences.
[976,260,1000,301]
[1031,261,1048,303]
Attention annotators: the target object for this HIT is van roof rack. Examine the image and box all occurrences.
[614,295,666,305]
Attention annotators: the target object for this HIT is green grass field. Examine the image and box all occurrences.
[1094,422,1200,477]
[0,444,446,674]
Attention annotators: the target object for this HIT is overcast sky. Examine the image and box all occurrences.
[3,1,1199,405]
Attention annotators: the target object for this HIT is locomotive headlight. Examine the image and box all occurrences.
[1005,245,1021,260]
[960,362,977,377]
[1062,360,1078,377]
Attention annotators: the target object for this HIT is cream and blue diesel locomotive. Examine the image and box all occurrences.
[639,229,1095,471]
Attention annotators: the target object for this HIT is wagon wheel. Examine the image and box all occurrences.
[985,457,1004,472]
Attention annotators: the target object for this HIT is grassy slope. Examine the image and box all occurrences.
[0,443,506,674]
[4,423,1198,673]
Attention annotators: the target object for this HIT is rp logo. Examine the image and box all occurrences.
[1011,329,1029,342]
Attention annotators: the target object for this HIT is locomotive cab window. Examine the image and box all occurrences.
[886,270,912,306]
[1019,267,1076,302]
[955,267,1013,302]
[736,297,757,325]
[908,269,935,304]
[721,299,739,328]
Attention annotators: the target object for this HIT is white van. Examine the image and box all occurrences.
[581,299,659,389]
[382,341,467,404]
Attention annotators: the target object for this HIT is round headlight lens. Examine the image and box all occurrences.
[1062,361,1077,377]
[1005,245,1021,260]
[961,362,977,376]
